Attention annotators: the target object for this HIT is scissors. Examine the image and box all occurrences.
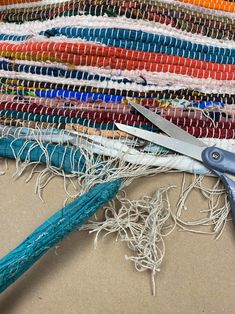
[115,101,235,223]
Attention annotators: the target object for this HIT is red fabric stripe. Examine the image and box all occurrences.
[0,42,234,79]
[1,101,235,138]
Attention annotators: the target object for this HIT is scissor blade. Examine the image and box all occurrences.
[129,101,205,147]
[115,123,204,162]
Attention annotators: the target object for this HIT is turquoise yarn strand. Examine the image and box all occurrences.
[0,136,122,292]
[0,137,86,174]
[0,178,122,293]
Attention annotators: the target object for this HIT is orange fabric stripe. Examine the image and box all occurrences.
[179,0,235,13]
[0,42,234,73]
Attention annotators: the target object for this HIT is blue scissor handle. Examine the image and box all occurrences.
[202,147,235,222]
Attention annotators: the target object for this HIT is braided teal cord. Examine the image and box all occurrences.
[0,178,122,293]
[0,137,86,173]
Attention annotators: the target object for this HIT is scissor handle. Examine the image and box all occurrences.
[202,147,235,222]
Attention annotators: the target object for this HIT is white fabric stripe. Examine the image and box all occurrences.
[87,135,235,174]
[0,69,234,94]
[4,58,234,84]
[0,15,234,49]
[1,122,233,175]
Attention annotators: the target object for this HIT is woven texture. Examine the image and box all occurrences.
[0,0,234,144]
[0,0,234,294]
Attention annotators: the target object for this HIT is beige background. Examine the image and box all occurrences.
[0,160,235,314]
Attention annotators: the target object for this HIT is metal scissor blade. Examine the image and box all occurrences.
[115,123,204,162]
[129,101,205,147]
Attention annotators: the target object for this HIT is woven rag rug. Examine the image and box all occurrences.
[0,0,234,295]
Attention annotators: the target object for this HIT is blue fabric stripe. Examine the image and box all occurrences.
[35,90,124,102]
[39,27,235,64]
[1,27,234,64]
[0,85,125,103]
[0,60,137,85]
[0,33,31,41]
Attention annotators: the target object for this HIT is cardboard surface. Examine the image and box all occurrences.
[0,160,235,314]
